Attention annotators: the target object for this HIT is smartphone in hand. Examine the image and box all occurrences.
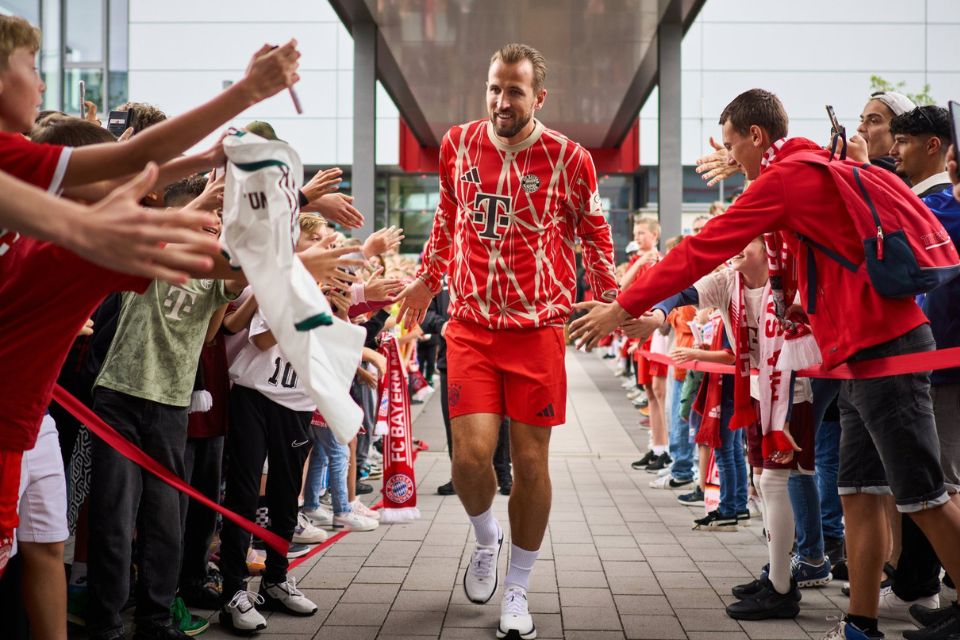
[826,105,842,136]
[106,110,134,138]
[949,101,960,154]
[78,79,85,115]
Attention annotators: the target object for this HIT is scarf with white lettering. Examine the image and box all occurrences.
[376,334,420,523]
[728,271,758,432]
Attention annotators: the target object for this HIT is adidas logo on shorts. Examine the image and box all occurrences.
[536,404,555,418]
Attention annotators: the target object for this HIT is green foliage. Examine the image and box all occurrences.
[869,74,936,106]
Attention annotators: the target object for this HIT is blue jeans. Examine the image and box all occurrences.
[788,473,825,562]
[815,420,843,540]
[304,426,349,515]
[811,378,843,540]
[716,383,747,516]
[787,378,842,561]
[668,376,694,481]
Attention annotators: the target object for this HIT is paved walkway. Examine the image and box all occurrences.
[198,348,922,640]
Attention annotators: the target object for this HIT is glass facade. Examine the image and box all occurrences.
[2,0,128,116]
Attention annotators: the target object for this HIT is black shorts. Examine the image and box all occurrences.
[837,324,948,513]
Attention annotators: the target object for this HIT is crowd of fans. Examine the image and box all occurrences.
[587,88,960,639]
[0,14,450,640]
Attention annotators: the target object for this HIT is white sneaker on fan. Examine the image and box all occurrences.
[351,499,380,521]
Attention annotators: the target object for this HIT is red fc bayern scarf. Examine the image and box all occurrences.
[376,334,420,523]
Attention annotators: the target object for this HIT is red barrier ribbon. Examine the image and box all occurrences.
[51,385,290,557]
[639,345,960,380]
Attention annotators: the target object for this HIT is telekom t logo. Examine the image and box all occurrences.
[471,192,512,240]
[163,286,198,320]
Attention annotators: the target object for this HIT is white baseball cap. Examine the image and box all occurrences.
[870,91,917,117]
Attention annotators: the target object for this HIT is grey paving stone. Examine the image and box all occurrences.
[607,575,664,595]
[391,589,451,611]
[613,594,674,615]
[621,613,687,639]
[675,607,743,632]
[557,570,610,588]
[380,609,445,636]
[299,570,357,589]
[340,582,401,603]
[325,601,390,626]
[354,566,408,583]
[562,605,623,630]
[315,626,379,640]
[559,587,616,608]
[527,591,560,613]
[555,554,603,572]
[663,587,726,609]
[647,555,699,572]
[739,619,814,639]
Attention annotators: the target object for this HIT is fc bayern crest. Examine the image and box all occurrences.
[385,473,415,504]
[520,174,541,193]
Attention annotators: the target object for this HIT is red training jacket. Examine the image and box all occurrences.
[618,138,928,369]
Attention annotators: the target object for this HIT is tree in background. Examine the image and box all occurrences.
[870,75,935,106]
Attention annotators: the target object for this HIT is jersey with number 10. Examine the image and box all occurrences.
[417,119,619,330]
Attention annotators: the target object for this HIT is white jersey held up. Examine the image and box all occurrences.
[220,132,364,443]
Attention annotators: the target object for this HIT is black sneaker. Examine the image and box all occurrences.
[631,450,656,470]
[132,621,189,640]
[179,583,221,611]
[725,577,800,620]
[736,511,751,525]
[911,603,960,628]
[824,536,845,566]
[437,480,455,495]
[498,475,513,496]
[732,577,767,600]
[677,486,705,506]
[355,482,374,495]
[903,607,960,640]
[667,476,694,489]
[286,542,310,559]
[692,510,737,531]
[645,452,673,473]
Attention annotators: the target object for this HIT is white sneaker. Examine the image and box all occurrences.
[621,379,637,389]
[259,577,318,616]
[464,529,503,604]
[293,511,328,544]
[497,586,536,639]
[302,505,334,527]
[412,385,434,402]
[219,590,267,634]
[626,388,643,400]
[351,499,380,521]
[333,511,379,532]
[877,585,938,621]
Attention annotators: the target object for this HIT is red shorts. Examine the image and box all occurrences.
[745,402,815,471]
[445,319,566,427]
[0,448,23,579]
[634,339,667,385]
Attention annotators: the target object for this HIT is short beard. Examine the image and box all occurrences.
[490,110,532,139]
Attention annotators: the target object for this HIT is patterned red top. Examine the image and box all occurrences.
[417,119,618,330]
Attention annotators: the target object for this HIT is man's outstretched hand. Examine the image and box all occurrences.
[69,163,220,284]
[694,136,740,186]
[395,278,434,327]
[568,300,631,351]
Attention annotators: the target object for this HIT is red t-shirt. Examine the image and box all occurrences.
[417,119,618,330]
[0,134,148,451]
[186,334,230,439]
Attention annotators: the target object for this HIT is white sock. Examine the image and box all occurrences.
[505,544,539,591]
[468,507,501,547]
[652,444,667,455]
[759,469,794,595]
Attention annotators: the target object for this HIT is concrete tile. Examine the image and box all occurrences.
[315,626,379,640]
[559,587,616,608]
[621,614,687,639]
[391,589,451,611]
[556,570,609,588]
[325,601,390,626]
[380,609,445,636]
[647,555,699,572]
[613,594,673,615]
[354,566,407,583]
[562,606,622,630]
[675,607,743,632]
[340,582,401,603]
